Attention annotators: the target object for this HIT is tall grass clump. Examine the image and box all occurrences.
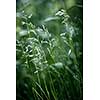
[16,1,83,100]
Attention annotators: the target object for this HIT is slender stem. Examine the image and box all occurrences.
[62,0,67,11]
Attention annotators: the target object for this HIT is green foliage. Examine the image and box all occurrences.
[16,0,83,100]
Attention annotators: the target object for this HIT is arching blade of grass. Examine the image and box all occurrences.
[43,78,50,100]
[65,66,80,82]
[32,87,44,100]
[35,82,50,100]
[48,71,58,100]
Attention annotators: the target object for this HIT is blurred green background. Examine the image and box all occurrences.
[17,0,82,32]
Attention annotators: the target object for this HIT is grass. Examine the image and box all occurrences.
[16,5,83,100]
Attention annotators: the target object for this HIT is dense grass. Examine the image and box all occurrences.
[16,0,83,100]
